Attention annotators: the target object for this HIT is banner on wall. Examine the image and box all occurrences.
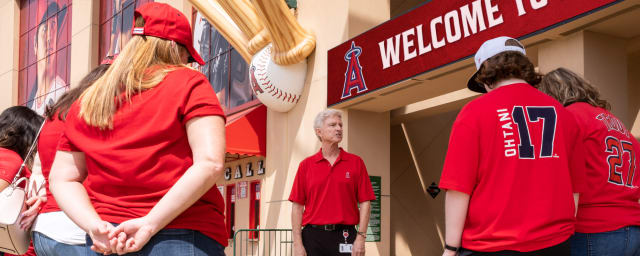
[19,0,73,114]
[327,0,621,106]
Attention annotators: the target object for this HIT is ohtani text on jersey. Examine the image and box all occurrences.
[497,108,518,157]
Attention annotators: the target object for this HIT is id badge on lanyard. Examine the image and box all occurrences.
[339,229,352,253]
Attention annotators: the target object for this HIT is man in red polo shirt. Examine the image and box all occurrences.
[289,109,376,256]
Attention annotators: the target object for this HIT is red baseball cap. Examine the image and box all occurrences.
[132,3,205,65]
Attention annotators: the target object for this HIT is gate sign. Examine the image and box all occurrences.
[327,0,620,106]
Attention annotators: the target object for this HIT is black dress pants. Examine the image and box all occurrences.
[302,225,357,256]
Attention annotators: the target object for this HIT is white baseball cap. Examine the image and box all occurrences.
[467,36,526,93]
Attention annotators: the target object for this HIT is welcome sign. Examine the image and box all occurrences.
[327,0,622,106]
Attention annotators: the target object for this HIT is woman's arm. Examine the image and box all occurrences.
[20,155,47,230]
[0,180,8,192]
[49,150,114,254]
[110,115,226,253]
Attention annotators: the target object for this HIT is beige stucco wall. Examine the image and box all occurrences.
[629,52,640,139]
[69,0,99,89]
[538,31,631,126]
[0,0,20,110]
[345,109,391,255]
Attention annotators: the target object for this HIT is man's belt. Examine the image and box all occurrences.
[307,224,353,231]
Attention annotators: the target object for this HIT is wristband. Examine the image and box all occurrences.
[444,244,460,252]
[357,231,366,238]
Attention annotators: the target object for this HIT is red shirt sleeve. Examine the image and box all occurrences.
[56,114,81,152]
[288,160,307,204]
[180,73,226,125]
[0,151,22,183]
[57,132,79,152]
[357,158,376,203]
[439,116,480,195]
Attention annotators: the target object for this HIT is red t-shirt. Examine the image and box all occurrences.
[0,147,30,187]
[38,114,66,213]
[57,67,228,246]
[289,148,376,226]
[567,102,640,233]
[439,83,587,252]
[0,149,35,256]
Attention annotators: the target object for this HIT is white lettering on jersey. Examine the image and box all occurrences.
[498,108,516,157]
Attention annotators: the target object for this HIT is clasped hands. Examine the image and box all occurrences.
[89,217,157,255]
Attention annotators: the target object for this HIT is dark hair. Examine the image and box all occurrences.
[45,63,111,121]
[475,51,542,89]
[0,106,44,161]
[538,68,611,110]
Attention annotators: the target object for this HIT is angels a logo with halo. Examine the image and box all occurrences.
[341,42,368,99]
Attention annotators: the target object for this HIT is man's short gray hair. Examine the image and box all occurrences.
[313,109,342,130]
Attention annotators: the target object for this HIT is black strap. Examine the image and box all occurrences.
[444,244,460,252]
[10,120,45,186]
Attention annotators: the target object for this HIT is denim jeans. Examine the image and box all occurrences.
[86,228,226,256]
[571,226,640,256]
[32,231,85,256]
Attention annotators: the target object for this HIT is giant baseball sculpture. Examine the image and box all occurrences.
[189,0,316,112]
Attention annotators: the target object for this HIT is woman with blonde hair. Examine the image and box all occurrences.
[538,68,640,256]
[49,3,227,256]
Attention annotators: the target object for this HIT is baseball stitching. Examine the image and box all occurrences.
[252,46,301,104]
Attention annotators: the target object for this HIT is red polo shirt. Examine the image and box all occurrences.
[567,103,640,233]
[57,67,228,246]
[439,83,587,252]
[38,114,65,213]
[289,148,376,226]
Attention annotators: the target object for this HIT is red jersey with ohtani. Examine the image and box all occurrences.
[38,114,65,213]
[289,148,376,226]
[57,67,228,246]
[439,83,587,252]
[567,102,640,233]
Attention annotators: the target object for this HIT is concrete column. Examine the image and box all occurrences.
[539,31,630,125]
[344,109,391,256]
[261,0,390,255]
[69,0,100,88]
[0,0,20,110]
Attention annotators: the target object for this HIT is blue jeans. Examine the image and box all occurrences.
[32,231,85,256]
[86,228,225,256]
[571,226,640,256]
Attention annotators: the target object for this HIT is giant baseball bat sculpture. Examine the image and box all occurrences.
[251,0,316,65]
[216,0,270,55]
[190,0,316,112]
[189,0,252,63]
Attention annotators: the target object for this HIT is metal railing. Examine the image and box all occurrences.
[232,229,293,256]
